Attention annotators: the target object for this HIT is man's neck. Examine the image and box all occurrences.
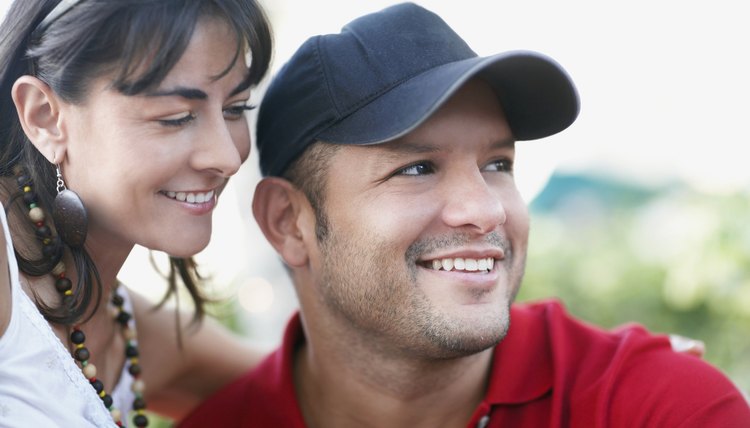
[294,321,494,428]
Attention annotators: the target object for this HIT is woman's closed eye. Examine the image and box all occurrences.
[223,103,256,120]
[155,102,255,127]
[158,111,195,127]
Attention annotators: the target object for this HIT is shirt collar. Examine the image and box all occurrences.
[283,304,554,408]
[483,303,554,405]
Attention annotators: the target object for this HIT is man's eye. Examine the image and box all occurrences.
[397,162,434,176]
[483,159,513,173]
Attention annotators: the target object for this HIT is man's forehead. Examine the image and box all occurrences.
[340,138,515,160]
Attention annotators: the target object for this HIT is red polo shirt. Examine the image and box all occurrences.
[180,300,750,427]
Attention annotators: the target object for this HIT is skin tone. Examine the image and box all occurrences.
[251,68,706,428]
[0,16,264,419]
[254,78,528,428]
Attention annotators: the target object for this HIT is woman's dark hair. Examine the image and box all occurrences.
[0,0,272,325]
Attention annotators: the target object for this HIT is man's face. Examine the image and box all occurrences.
[309,78,529,359]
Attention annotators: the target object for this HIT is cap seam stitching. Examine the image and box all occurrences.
[336,57,476,121]
[316,36,342,119]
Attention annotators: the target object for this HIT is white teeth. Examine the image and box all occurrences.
[428,257,495,272]
[164,190,215,204]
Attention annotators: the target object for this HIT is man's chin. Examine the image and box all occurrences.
[422,312,511,358]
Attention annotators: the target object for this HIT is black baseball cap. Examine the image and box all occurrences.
[257,2,580,177]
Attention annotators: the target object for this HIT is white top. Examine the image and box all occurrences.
[0,207,136,427]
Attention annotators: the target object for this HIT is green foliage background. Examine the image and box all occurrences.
[520,173,750,394]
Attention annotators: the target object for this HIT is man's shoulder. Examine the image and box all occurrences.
[177,314,304,428]
[505,300,750,426]
[511,299,742,394]
[511,298,679,359]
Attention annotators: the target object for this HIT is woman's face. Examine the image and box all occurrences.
[59,16,253,258]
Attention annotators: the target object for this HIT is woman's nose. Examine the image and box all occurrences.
[191,114,247,177]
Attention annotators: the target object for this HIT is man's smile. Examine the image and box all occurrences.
[421,257,496,273]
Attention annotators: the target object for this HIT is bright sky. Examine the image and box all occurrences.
[261,0,750,196]
[2,1,748,321]
[3,0,747,195]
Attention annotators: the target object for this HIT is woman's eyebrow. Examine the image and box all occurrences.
[144,74,253,100]
[145,86,207,100]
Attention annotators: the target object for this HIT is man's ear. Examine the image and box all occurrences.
[252,177,313,267]
[11,75,67,163]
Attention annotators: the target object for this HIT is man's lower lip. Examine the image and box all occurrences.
[427,269,493,274]
[418,265,500,283]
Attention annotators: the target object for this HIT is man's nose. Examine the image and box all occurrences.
[439,168,507,234]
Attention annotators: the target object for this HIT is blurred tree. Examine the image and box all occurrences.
[521,173,750,394]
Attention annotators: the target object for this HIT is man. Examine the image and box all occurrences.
[180,3,750,427]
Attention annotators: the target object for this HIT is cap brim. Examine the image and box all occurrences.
[318,50,579,145]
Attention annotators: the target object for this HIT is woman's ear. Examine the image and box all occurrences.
[252,177,312,267]
[11,75,66,163]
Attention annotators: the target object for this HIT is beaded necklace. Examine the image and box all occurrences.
[15,167,149,428]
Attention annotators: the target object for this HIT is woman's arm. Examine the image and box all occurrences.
[131,288,269,420]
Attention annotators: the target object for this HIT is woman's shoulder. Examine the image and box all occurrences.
[1,203,14,337]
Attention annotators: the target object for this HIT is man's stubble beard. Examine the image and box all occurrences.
[314,206,527,360]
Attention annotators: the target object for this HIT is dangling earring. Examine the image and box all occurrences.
[52,164,88,248]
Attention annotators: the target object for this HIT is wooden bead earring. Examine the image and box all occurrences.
[51,164,88,248]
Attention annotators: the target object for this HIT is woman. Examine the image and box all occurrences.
[0,0,272,426]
